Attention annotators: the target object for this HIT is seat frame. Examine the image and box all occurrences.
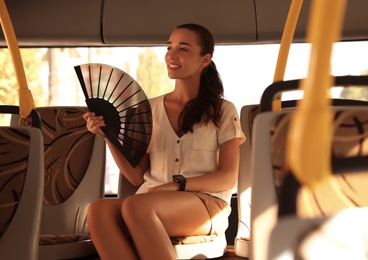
[234,104,259,258]
[0,126,44,260]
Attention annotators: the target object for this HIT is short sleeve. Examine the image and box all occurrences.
[218,100,246,145]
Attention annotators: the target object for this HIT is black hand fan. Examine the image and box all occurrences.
[74,63,152,168]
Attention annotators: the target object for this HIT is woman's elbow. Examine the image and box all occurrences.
[130,177,144,187]
[227,176,238,190]
[221,171,238,190]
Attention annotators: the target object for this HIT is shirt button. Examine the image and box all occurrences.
[175,158,179,162]
[233,117,237,121]
[177,140,180,144]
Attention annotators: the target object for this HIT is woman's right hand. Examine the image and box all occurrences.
[83,112,106,138]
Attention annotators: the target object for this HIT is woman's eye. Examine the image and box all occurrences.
[180,48,188,52]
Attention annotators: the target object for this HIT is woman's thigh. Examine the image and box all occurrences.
[88,198,124,219]
[122,191,223,237]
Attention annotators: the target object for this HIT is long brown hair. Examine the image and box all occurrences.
[176,23,224,133]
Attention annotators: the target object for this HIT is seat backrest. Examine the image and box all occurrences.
[250,106,368,260]
[267,214,327,260]
[268,206,368,259]
[0,126,44,260]
[234,104,259,258]
[272,108,368,217]
[249,110,281,260]
[233,97,366,258]
[11,106,106,259]
[118,173,139,198]
[241,76,368,259]
[33,106,106,234]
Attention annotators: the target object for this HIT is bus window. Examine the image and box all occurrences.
[0,41,367,194]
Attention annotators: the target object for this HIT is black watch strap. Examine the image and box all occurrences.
[173,175,186,191]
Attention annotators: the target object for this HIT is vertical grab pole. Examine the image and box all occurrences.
[0,0,35,120]
[272,0,304,111]
[286,0,347,188]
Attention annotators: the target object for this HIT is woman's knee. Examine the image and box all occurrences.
[87,198,124,225]
[87,199,103,230]
[88,198,103,215]
[122,195,150,223]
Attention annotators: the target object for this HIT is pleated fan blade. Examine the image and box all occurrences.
[74,63,152,168]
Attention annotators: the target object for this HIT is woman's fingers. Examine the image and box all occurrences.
[88,119,104,129]
[83,112,106,137]
[82,111,95,121]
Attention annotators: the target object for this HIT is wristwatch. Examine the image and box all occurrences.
[172,175,186,191]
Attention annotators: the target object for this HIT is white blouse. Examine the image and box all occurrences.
[136,94,246,204]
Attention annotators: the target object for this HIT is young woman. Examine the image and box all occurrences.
[83,23,246,260]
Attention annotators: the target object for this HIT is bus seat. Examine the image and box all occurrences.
[248,75,368,259]
[0,126,44,260]
[293,207,368,259]
[12,106,106,259]
[231,99,365,259]
[234,104,259,258]
[118,175,228,259]
[268,206,368,260]
[251,106,368,260]
[267,214,327,259]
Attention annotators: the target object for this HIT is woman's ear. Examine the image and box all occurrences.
[202,53,212,67]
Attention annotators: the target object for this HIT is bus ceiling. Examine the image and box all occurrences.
[0,0,367,47]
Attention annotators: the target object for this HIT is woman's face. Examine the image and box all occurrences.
[165,28,211,80]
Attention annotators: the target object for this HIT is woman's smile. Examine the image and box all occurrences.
[167,64,181,72]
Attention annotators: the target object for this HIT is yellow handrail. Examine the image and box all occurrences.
[272,0,304,111]
[286,0,347,188]
[0,0,35,120]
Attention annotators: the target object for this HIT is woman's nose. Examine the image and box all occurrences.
[166,50,178,60]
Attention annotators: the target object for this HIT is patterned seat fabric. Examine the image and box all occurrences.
[271,109,368,217]
[37,107,95,205]
[39,234,92,245]
[0,128,31,238]
[35,107,99,250]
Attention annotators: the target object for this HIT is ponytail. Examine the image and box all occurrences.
[179,60,224,133]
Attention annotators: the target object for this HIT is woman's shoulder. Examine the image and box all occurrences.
[148,94,165,108]
[221,98,237,111]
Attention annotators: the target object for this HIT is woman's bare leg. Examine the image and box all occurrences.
[87,198,138,260]
[122,191,212,260]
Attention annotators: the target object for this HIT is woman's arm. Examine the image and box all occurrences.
[83,112,148,186]
[105,139,148,186]
[185,138,241,192]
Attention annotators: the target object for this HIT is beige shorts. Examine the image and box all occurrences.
[192,192,231,236]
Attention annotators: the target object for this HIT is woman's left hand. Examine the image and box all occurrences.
[148,181,179,192]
